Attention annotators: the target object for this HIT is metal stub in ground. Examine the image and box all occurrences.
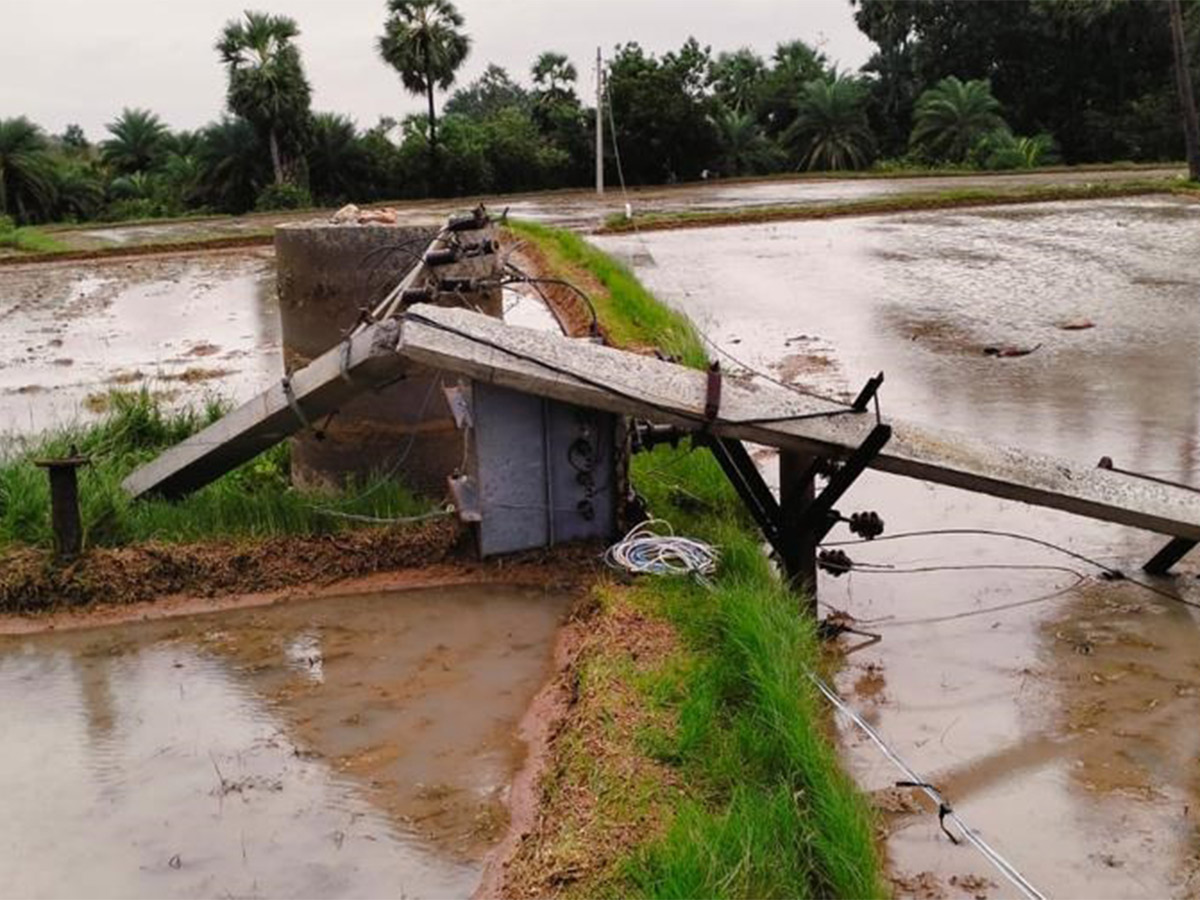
[34,448,91,560]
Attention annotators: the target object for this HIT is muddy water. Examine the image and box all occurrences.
[596,196,1200,897]
[0,584,569,898]
[0,250,279,439]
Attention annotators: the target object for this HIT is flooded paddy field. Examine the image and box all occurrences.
[0,583,570,899]
[596,194,1200,897]
[0,249,279,438]
[34,166,1184,253]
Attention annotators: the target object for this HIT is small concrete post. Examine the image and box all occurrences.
[779,449,819,615]
[35,448,90,560]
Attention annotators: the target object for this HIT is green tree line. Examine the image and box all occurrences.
[1,0,1197,227]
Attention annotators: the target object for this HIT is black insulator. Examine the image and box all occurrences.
[818,549,853,576]
[848,511,885,540]
[424,248,459,266]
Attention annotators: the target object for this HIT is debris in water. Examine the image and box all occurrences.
[1057,318,1095,331]
[983,343,1041,358]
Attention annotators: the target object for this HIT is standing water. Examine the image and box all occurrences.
[596,196,1200,897]
[0,585,570,898]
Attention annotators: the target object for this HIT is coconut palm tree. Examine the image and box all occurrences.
[377,0,470,184]
[785,76,875,171]
[101,108,171,175]
[0,117,57,223]
[910,76,1006,163]
[217,11,313,186]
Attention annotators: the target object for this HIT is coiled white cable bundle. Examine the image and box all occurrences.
[604,519,720,581]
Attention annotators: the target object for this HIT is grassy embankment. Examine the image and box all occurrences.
[0,391,431,552]
[0,218,66,254]
[504,221,884,898]
[598,176,1200,234]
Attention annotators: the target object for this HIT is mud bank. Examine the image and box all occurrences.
[0,582,574,898]
[596,196,1200,897]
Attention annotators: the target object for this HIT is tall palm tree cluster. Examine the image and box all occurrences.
[4,1,1133,228]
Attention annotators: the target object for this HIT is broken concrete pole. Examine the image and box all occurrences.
[275,219,501,494]
[121,322,407,501]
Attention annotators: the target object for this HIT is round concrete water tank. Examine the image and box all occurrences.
[275,220,498,496]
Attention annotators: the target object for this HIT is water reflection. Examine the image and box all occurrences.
[0,584,568,899]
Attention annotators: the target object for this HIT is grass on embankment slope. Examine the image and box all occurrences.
[0,390,431,552]
[0,220,67,254]
[502,223,885,898]
[598,177,1200,234]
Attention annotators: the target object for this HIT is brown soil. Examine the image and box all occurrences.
[0,234,275,268]
[595,183,1196,235]
[0,528,604,633]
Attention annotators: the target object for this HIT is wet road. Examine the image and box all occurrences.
[595,195,1200,898]
[0,584,569,899]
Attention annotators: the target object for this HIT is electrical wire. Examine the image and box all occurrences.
[604,518,719,581]
[820,527,1200,612]
[311,507,455,525]
[401,310,858,429]
[830,574,1089,627]
[807,672,1048,900]
[601,80,858,414]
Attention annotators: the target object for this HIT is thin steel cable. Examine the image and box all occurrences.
[807,673,1048,900]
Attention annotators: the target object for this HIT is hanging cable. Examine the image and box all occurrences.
[820,527,1200,613]
[808,672,1047,900]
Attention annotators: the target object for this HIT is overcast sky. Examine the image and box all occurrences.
[2,0,875,140]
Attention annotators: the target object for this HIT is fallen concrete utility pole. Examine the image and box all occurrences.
[122,321,408,500]
[125,304,1200,577]
[394,306,1200,545]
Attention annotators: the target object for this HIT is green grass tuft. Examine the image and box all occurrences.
[508,219,708,369]
[0,221,67,253]
[0,390,430,551]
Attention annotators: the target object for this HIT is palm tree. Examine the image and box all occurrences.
[910,77,1006,163]
[378,0,470,184]
[307,113,372,204]
[531,51,577,97]
[196,117,269,213]
[0,117,57,223]
[711,48,767,114]
[785,77,875,171]
[712,108,780,176]
[217,11,313,186]
[101,108,171,176]
[53,162,105,221]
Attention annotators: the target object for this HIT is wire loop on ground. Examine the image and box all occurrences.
[604,518,719,581]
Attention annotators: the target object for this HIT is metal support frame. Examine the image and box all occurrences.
[1143,536,1197,575]
[688,422,892,613]
[1097,456,1200,574]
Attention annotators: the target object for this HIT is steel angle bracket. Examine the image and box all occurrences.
[782,423,893,549]
[1143,536,1197,576]
[700,435,786,558]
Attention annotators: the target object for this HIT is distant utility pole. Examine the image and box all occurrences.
[1168,0,1200,181]
[596,47,605,195]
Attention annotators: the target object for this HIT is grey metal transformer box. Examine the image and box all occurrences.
[446,380,623,557]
